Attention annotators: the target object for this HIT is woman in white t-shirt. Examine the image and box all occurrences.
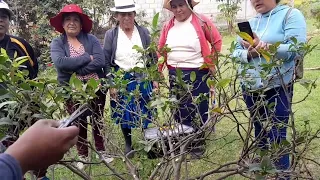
[158,0,222,157]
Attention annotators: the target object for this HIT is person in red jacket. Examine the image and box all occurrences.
[158,0,222,157]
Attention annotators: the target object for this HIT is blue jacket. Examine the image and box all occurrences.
[233,5,307,90]
[0,153,22,179]
[50,32,105,85]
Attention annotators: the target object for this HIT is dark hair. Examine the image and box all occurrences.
[276,0,280,3]
[187,0,193,9]
[62,13,82,24]
[170,0,193,9]
[0,9,11,20]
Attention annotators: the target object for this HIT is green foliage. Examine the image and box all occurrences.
[310,1,320,28]
[0,49,100,138]
[217,0,242,34]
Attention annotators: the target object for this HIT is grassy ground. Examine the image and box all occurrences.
[23,20,320,180]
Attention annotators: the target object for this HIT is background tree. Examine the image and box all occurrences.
[216,0,242,34]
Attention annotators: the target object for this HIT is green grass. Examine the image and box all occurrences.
[26,21,320,180]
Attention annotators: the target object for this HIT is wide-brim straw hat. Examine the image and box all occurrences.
[50,4,92,33]
[110,0,139,12]
[163,0,200,11]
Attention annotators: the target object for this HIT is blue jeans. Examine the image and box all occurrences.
[243,84,293,170]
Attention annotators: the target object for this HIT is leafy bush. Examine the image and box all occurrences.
[310,1,320,28]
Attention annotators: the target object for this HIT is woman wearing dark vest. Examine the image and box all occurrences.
[104,0,157,158]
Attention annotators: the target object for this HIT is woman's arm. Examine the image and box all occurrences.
[76,35,105,75]
[202,15,222,54]
[50,38,91,72]
[276,9,307,60]
[157,23,168,72]
[232,36,250,63]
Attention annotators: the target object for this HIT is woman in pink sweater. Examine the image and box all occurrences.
[158,0,222,157]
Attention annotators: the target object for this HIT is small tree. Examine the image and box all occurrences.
[217,0,242,34]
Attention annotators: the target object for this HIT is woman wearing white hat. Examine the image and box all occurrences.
[104,0,157,158]
[158,0,222,157]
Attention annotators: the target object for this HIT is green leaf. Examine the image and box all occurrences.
[211,107,222,114]
[132,45,144,53]
[0,101,17,109]
[74,78,82,90]
[248,163,262,172]
[260,156,274,170]
[1,48,8,57]
[13,56,29,66]
[260,50,271,62]
[28,80,45,89]
[152,12,160,30]
[237,32,254,45]
[291,37,298,44]
[157,56,165,65]
[296,136,306,144]
[216,78,231,89]
[199,64,208,70]
[19,83,32,90]
[0,89,9,96]
[14,51,18,59]
[206,78,215,88]
[190,71,196,82]
[88,78,99,89]
[267,102,276,109]
[0,117,17,126]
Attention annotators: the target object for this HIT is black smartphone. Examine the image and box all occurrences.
[237,21,254,39]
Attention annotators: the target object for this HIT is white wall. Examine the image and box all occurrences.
[135,0,257,23]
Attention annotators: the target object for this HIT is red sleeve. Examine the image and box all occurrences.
[157,23,168,72]
[201,15,222,55]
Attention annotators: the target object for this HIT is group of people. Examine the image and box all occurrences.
[0,0,307,179]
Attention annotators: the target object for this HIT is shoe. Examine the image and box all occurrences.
[76,156,88,170]
[96,151,114,163]
[190,147,205,159]
[125,145,134,159]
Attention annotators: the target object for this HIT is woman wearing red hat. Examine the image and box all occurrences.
[158,0,222,158]
[49,4,113,170]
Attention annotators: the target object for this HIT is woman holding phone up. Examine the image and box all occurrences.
[233,0,306,173]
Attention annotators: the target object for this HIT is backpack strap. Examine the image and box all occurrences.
[10,37,34,67]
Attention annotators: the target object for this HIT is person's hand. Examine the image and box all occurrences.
[5,120,79,174]
[241,32,261,49]
[209,65,216,76]
[110,88,118,100]
[255,41,270,51]
[242,33,271,59]
[153,81,159,94]
[90,55,94,61]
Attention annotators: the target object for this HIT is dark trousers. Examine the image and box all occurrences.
[169,69,210,128]
[67,90,106,157]
[243,84,293,170]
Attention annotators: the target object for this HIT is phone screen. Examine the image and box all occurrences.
[237,21,254,39]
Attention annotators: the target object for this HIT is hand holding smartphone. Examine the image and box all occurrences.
[237,21,254,39]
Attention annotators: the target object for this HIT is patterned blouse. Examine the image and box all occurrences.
[68,41,99,81]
